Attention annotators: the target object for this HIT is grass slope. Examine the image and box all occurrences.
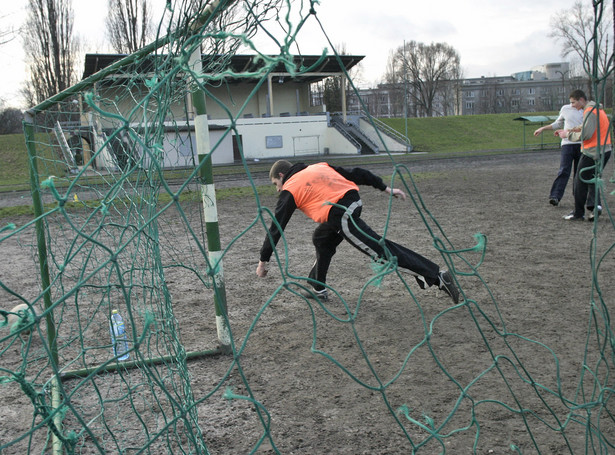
[382,112,559,153]
[0,134,32,188]
[0,112,559,193]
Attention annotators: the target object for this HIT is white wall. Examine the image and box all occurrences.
[212,115,360,161]
[91,115,359,169]
[208,130,234,164]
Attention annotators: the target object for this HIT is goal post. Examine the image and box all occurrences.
[13,2,240,453]
[190,46,232,349]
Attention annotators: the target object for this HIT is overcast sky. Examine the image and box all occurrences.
[0,0,581,109]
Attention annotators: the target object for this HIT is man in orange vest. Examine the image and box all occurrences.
[556,94,612,221]
[256,160,460,304]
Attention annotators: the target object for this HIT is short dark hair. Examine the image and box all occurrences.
[569,89,587,101]
[269,160,292,179]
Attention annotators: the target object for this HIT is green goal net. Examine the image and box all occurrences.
[0,0,614,454]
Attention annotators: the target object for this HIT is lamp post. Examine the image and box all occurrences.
[403,40,409,152]
[555,70,570,103]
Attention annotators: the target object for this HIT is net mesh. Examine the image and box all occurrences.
[0,0,614,453]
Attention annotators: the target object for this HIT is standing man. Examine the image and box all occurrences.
[556,94,612,221]
[256,160,460,304]
[533,90,584,206]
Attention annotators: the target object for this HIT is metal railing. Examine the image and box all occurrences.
[360,114,413,151]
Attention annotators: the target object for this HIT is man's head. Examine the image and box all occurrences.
[269,160,292,192]
[569,89,587,110]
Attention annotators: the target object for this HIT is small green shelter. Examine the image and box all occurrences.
[514,115,560,150]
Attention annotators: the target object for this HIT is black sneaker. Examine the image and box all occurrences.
[563,212,584,221]
[301,288,329,301]
[549,198,560,206]
[438,271,459,304]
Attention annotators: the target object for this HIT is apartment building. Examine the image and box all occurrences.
[461,63,584,115]
[348,62,595,117]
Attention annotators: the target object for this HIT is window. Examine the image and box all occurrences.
[467,91,475,98]
[465,102,474,109]
[528,99,535,106]
[496,89,504,96]
[511,88,520,95]
[528,88,536,95]
[511,99,519,107]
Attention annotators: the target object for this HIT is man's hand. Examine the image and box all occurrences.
[256,260,268,277]
[555,129,568,139]
[385,186,407,201]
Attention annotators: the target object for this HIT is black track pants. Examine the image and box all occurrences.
[308,191,440,290]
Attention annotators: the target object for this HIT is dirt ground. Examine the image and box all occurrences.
[1,150,614,454]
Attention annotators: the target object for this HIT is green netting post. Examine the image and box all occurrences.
[23,120,59,365]
[23,118,63,450]
[190,49,231,350]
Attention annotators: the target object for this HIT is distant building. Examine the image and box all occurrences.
[346,85,401,118]
[460,62,587,115]
[347,80,461,118]
[350,62,596,117]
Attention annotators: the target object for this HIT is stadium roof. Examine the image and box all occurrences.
[82,53,365,85]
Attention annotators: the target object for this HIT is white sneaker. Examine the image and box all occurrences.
[588,205,602,222]
[300,288,328,301]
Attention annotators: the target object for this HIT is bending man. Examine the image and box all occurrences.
[256,160,459,303]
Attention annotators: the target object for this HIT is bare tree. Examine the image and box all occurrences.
[106,0,153,54]
[19,85,36,109]
[23,0,78,105]
[0,107,24,134]
[322,43,363,113]
[549,1,613,81]
[438,64,464,116]
[323,75,343,112]
[385,41,461,117]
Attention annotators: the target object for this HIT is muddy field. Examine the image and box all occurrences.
[1,150,614,454]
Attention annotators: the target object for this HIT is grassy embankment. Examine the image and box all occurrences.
[382,112,558,153]
[0,112,558,217]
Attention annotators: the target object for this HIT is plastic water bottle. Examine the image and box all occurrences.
[109,309,130,361]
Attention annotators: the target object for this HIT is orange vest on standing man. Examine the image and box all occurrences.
[582,103,612,159]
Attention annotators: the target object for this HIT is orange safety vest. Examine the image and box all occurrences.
[283,163,359,223]
[582,104,611,156]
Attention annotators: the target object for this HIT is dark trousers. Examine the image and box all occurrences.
[308,191,440,291]
[573,151,611,217]
[550,143,581,200]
